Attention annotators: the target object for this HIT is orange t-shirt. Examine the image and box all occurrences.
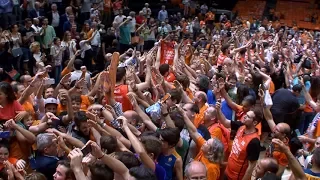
[194,136,220,180]
[194,104,208,128]
[114,84,133,112]
[207,123,223,141]
[57,95,92,115]
[266,138,289,166]
[165,72,176,83]
[22,101,36,119]
[226,126,260,180]
[0,158,17,170]
[269,81,275,94]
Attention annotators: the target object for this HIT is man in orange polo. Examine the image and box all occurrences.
[216,102,262,180]
[193,91,208,128]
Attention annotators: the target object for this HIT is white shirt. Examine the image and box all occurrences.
[113,15,126,26]
[90,31,101,47]
[31,24,42,33]
[79,40,91,58]
[61,40,76,58]
[70,70,91,92]
[52,11,60,27]
[128,17,136,33]
[158,26,168,35]
[142,7,151,18]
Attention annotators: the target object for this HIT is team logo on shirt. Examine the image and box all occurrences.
[168,158,172,162]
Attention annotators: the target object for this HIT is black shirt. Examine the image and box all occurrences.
[271,88,300,115]
[20,27,35,48]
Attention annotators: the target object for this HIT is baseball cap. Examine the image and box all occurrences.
[44,98,58,106]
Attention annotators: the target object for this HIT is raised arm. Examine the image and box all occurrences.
[90,141,130,179]
[121,116,156,171]
[216,102,231,128]
[273,139,307,180]
[6,119,36,144]
[301,79,320,112]
[128,93,158,132]
[178,106,200,141]
[218,77,241,111]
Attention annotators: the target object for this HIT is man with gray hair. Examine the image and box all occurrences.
[185,161,207,180]
[33,133,59,180]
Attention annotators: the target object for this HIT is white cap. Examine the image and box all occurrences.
[44,98,58,106]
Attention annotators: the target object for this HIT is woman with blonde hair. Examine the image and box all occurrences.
[29,41,46,75]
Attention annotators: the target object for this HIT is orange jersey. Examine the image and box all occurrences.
[226,126,260,180]
[194,104,208,128]
[114,84,133,112]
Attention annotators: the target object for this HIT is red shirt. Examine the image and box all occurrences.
[0,101,24,120]
[114,84,133,112]
[136,15,145,25]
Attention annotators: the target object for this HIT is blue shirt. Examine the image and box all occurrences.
[157,151,179,180]
[119,25,131,45]
[158,10,168,22]
[304,168,320,177]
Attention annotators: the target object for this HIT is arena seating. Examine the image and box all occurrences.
[274,0,320,30]
[233,0,266,21]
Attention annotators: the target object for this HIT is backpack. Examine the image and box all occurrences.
[209,123,231,154]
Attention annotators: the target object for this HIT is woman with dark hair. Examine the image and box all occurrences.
[0,82,24,120]
[0,142,26,171]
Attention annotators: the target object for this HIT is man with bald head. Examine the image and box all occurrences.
[254,158,279,179]
[185,161,207,180]
[193,91,208,127]
[123,110,142,128]
[20,75,32,88]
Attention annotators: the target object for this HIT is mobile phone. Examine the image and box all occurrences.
[44,78,55,85]
[161,94,171,103]
[0,131,10,138]
[295,129,301,136]
[81,144,92,156]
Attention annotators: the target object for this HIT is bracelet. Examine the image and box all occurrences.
[97,153,105,160]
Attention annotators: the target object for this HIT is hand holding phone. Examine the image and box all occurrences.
[81,143,92,156]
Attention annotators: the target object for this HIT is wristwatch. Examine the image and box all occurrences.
[162,112,169,117]
[100,106,106,111]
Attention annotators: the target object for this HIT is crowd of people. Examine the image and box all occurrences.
[0,0,320,180]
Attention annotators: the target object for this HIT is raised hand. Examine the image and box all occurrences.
[4,119,17,129]
[68,148,84,170]
[127,92,138,107]
[117,116,128,129]
[15,111,28,121]
[90,141,104,159]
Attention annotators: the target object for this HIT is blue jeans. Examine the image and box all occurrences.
[299,112,316,134]
[55,65,62,84]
